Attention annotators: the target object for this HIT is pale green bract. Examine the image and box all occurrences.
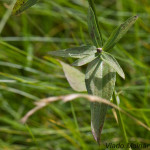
[101,52,125,79]
[13,0,38,15]
[85,57,116,144]
[60,61,86,92]
[103,16,138,51]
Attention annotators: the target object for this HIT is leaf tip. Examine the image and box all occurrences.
[122,74,125,80]
[121,72,125,79]
[91,122,103,145]
[48,51,56,56]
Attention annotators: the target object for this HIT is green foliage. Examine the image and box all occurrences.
[49,45,97,58]
[101,52,125,79]
[0,0,149,149]
[87,7,103,47]
[60,61,86,92]
[34,0,137,144]
[72,54,97,66]
[85,58,116,143]
[103,16,138,51]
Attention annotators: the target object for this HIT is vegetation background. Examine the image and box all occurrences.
[0,0,150,149]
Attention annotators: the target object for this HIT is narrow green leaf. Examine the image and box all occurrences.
[103,16,138,51]
[101,52,125,79]
[72,54,96,66]
[87,7,103,47]
[13,0,38,15]
[49,45,97,58]
[60,61,86,92]
[85,57,116,144]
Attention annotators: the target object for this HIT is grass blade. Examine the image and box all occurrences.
[103,16,138,51]
[113,92,129,148]
[101,52,125,79]
[13,0,38,15]
[85,57,116,144]
[49,46,97,58]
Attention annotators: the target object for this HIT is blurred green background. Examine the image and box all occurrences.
[0,0,150,149]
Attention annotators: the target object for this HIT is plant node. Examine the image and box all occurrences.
[97,48,103,53]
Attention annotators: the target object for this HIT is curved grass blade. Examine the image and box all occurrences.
[103,16,138,51]
[101,52,125,79]
[60,61,86,92]
[13,0,38,15]
[85,57,116,144]
[87,7,103,47]
[49,45,97,58]
[72,54,97,66]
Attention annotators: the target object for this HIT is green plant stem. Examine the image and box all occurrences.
[87,0,103,46]
[113,92,130,150]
